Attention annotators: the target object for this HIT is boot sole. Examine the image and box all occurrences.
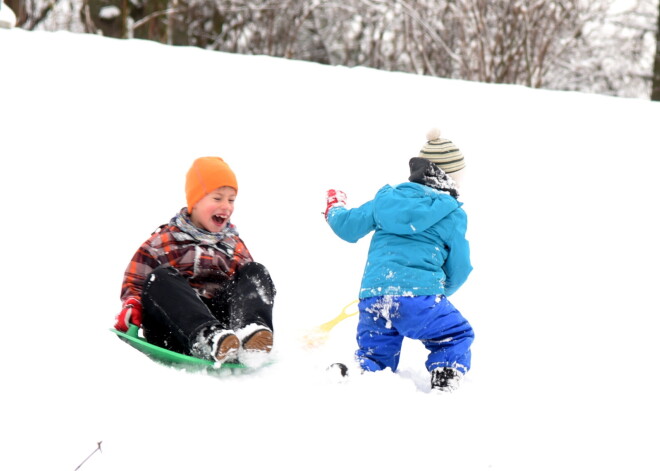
[215,334,240,363]
[243,329,273,352]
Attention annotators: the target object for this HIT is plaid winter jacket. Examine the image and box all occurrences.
[121,209,253,303]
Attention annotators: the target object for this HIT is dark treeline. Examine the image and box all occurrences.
[7,0,660,100]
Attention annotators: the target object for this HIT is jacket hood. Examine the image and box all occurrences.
[408,157,459,198]
[372,183,460,235]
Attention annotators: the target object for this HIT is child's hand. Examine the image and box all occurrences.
[114,298,143,332]
[325,189,347,220]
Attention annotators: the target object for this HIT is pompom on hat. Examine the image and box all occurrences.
[186,157,238,212]
[418,128,465,175]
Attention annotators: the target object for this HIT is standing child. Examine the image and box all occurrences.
[324,130,473,392]
[114,156,276,364]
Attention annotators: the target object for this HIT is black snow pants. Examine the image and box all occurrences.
[141,262,275,356]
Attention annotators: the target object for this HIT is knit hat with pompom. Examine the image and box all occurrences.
[185,157,238,212]
[418,128,465,174]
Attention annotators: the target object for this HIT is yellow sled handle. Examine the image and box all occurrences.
[302,300,359,348]
[317,299,359,332]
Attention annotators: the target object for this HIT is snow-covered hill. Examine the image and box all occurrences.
[1,29,659,470]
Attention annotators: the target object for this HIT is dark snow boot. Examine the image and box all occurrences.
[326,362,350,383]
[431,367,463,392]
[328,362,349,377]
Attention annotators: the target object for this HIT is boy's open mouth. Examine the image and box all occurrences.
[212,215,227,225]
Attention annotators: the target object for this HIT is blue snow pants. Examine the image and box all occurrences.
[356,295,474,374]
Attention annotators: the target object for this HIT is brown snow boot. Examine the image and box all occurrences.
[242,329,273,353]
[214,331,240,363]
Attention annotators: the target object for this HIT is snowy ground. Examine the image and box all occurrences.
[1,29,659,471]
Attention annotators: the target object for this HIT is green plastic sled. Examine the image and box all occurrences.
[112,324,246,371]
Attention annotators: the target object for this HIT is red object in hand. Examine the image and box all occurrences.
[325,189,347,220]
[114,298,143,332]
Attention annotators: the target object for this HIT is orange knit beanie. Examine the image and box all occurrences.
[185,157,238,212]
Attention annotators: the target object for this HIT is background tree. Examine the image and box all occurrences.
[6,0,60,29]
[7,0,660,100]
[652,0,660,100]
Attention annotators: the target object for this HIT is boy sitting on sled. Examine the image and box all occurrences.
[114,157,276,364]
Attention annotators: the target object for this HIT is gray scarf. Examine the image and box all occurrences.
[172,208,239,245]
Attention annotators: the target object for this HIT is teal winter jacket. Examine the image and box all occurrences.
[327,182,472,299]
